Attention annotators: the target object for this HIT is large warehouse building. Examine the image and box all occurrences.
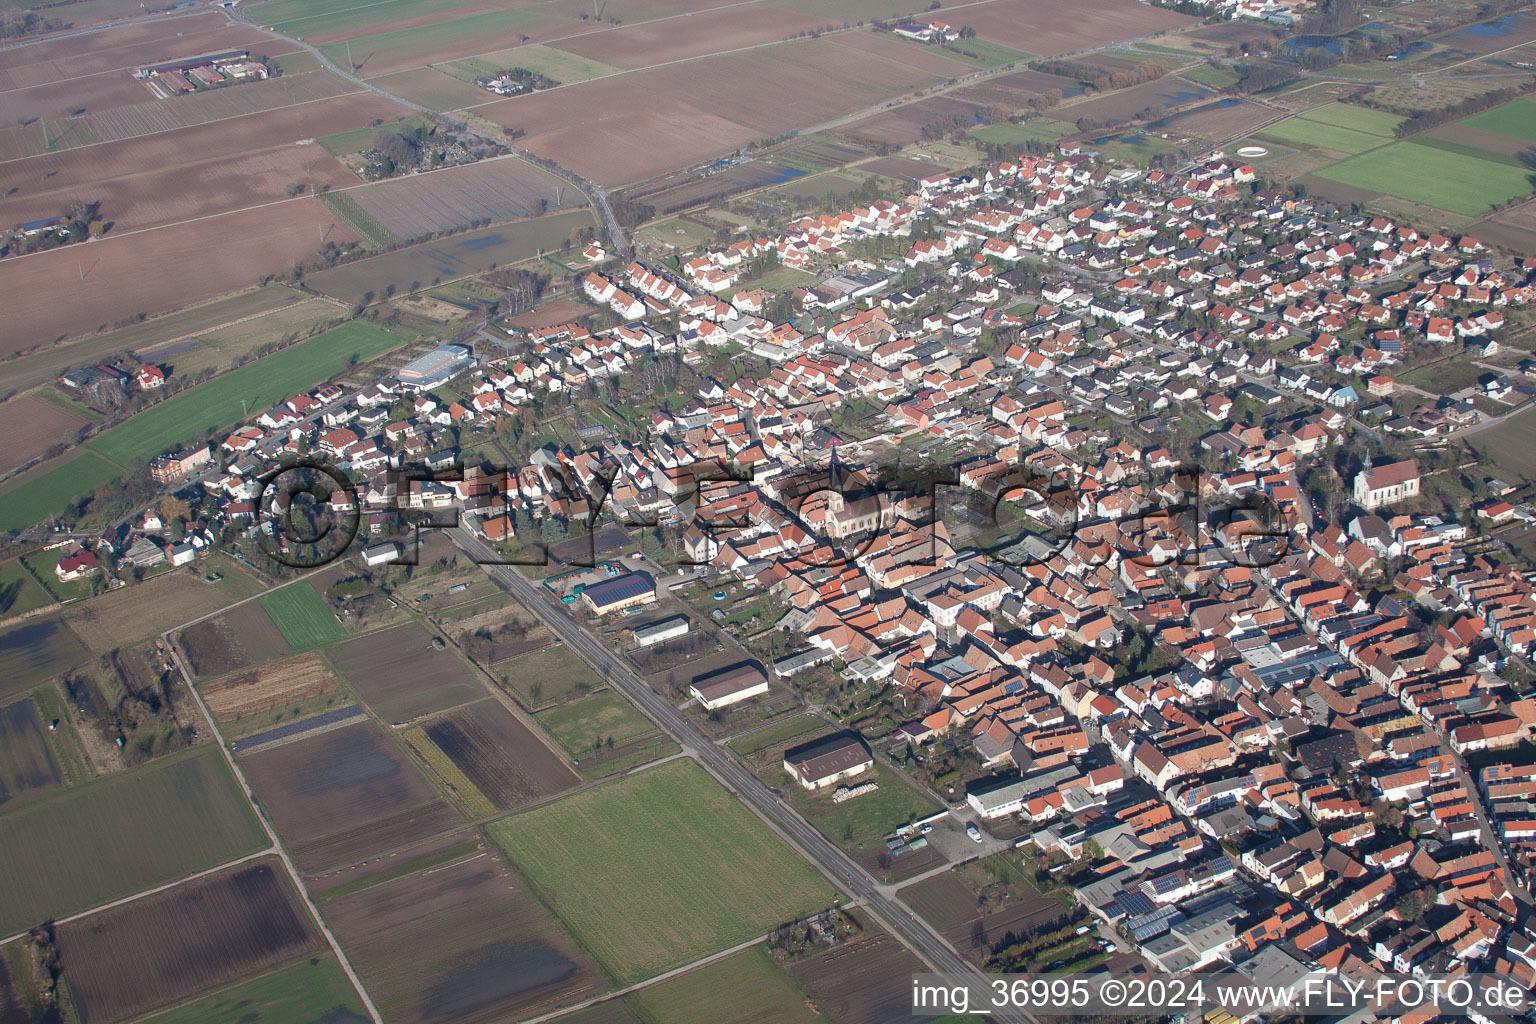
[394,343,476,391]
[581,572,657,615]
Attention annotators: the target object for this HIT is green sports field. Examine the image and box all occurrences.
[488,758,837,985]
[1459,99,1536,142]
[135,957,366,1024]
[259,584,346,651]
[0,451,124,531]
[0,747,266,935]
[1315,140,1533,215]
[87,322,407,466]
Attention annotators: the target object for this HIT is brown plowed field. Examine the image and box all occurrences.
[423,700,577,809]
[0,70,371,162]
[201,652,343,720]
[0,396,88,476]
[0,13,272,91]
[507,297,590,329]
[327,622,487,723]
[842,96,987,148]
[786,917,928,1024]
[1161,97,1277,140]
[66,570,259,651]
[0,143,357,236]
[552,5,823,69]
[826,30,980,76]
[323,849,607,1024]
[0,89,397,200]
[55,858,321,1024]
[940,0,1195,55]
[240,718,461,873]
[179,602,289,678]
[479,34,953,184]
[0,197,360,355]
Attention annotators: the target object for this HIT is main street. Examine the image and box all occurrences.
[449,525,1034,1024]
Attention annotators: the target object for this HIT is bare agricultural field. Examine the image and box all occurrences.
[241,718,461,874]
[367,67,490,112]
[482,34,956,185]
[0,284,306,395]
[305,210,594,305]
[841,96,987,148]
[1474,199,1536,256]
[65,564,263,651]
[0,395,88,477]
[349,156,585,241]
[1060,78,1211,126]
[552,4,823,69]
[0,696,63,812]
[0,199,361,356]
[507,297,592,330]
[939,0,1194,55]
[786,917,929,1024]
[327,622,485,723]
[56,859,322,1024]
[418,699,576,809]
[201,652,345,721]
[178,602,291,679]
[0,69,364,163]
[0,90,402,233]
[323,849,606,1024]
[1158,97,1278,141]
[0,617,90,701]
[829,29,983,77]
[0,12,272,94]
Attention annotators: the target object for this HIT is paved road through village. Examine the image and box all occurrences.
[448,525,1035,1024]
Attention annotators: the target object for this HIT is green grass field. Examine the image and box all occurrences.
[1459,99,1536,142]
[259,584,346,652]
[727,714,827,757]
[488,758,837,985]
[0,747,266,935]
[1468,407,1536,483]
[135,957,366,1024]
[159,301,343,379]
[87,322,407,466]
[930,37,1033,67]
[535,688,657,756]
[1315,140,1533,215]
[0,451,124,532]
[1178,64,1240,89]
[317,118,427,157]
[626,945,821,1024]
[0,558,54,617]
[1295,102,1405,137]
[494,643,600,707]
[1260,116,1386,155]
[778,761,941,851]
[261,0,467,38]
[320,8,544,71]
[970,119,1074,147]
[437,44,623,87]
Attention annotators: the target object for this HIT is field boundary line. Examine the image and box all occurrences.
[516,930,775,1024]
[0,848,274,947]
[163,630,384,1024]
